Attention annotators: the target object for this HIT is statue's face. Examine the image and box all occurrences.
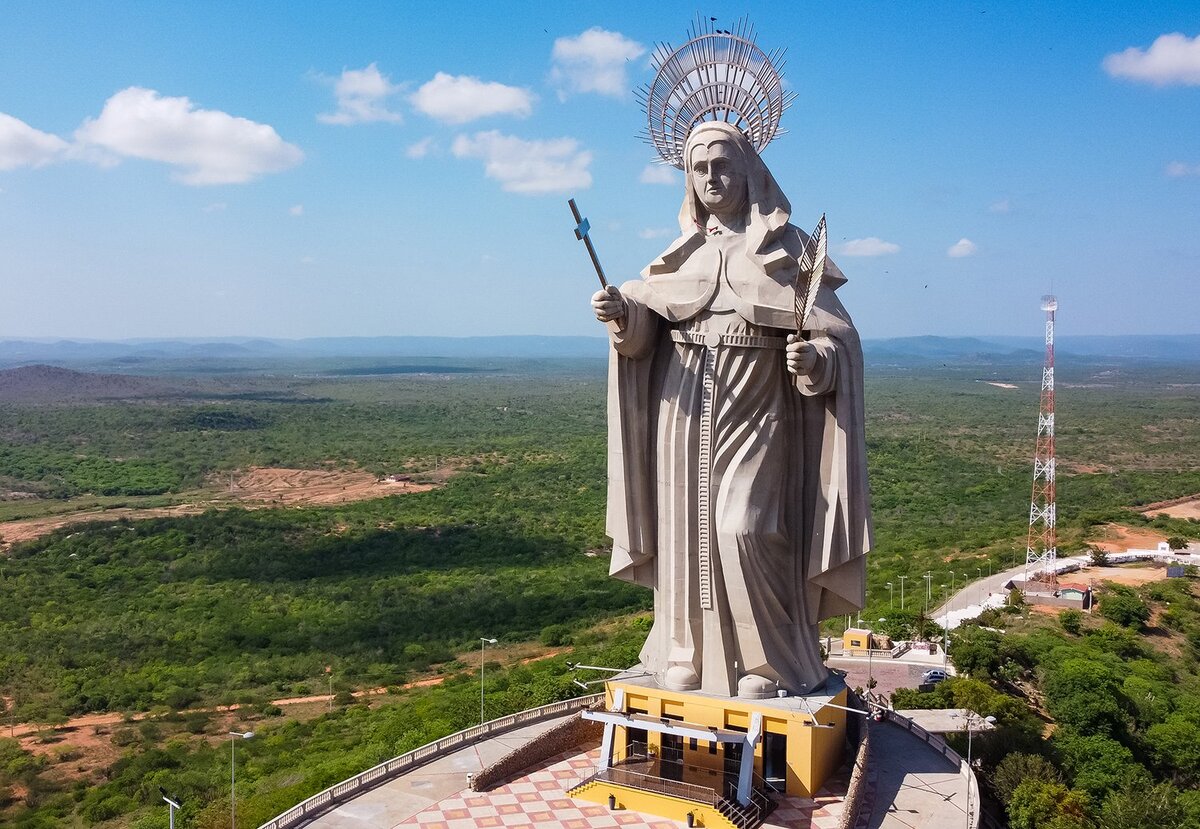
[689,140,747,218]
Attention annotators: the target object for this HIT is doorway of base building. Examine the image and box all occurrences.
[660,732,684,781]
[763,731,787,793]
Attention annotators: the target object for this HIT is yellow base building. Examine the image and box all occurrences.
[568,673,849,828]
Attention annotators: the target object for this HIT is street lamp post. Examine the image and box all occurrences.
[923,572,932,614]
[964,713,997,828]
[480,637,497,726]
[868,618,886,692]
[228,730,253,829]
[160,789,180,829]
[886,582,894,609]
[898,575,907,610]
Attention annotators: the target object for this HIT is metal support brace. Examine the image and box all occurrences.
[737,713,763,806]
[598,688,626,770]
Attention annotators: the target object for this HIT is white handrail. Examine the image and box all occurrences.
[257,694,603,829]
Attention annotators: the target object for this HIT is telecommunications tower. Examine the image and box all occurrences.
[1025,295,1058,589]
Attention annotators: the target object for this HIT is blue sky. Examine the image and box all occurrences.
[1,2,1197,340]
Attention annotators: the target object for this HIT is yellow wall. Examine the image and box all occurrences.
[572,782,736,829]
[605,681,848,798]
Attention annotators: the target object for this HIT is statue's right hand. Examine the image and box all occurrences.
[591,285,626,323]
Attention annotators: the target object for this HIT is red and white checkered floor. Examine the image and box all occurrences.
[398,746,846,829]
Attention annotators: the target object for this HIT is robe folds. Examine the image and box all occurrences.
[603,224,873,697]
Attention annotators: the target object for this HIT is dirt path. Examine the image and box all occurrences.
[1,466,443,549]
[7,648,566,743]
[1090,523,1169,552]
[1142,494,1200,520]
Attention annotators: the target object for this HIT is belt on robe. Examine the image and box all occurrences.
[670,329,787,349]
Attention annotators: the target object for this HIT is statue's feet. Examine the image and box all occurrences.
[664,665,700,691]
[738,674,778,700]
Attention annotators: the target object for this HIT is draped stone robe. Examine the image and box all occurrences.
[604,225,872,698]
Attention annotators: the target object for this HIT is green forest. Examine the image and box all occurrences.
[1,354,1199,827]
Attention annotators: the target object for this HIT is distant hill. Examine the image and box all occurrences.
[0,364,175,402]
[1,333,1197,369]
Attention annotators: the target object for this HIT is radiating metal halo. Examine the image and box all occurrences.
[638,16,794,169]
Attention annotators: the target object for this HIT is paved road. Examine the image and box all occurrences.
[827,657,949,699]
[865,720,968,829]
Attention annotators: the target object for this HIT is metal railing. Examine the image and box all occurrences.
[595,765,719,807]
[257,694,602,829]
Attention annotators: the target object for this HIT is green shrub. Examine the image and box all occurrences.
[1058,609,1083,635]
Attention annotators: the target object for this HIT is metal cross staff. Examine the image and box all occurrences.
[568,198,621,333]
[568,198,608,288]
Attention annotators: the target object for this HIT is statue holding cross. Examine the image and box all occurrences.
[576,22,872,701]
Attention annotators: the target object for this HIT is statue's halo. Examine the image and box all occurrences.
[637,16,795,170]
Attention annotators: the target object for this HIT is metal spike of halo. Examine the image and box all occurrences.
[637,15,795,169]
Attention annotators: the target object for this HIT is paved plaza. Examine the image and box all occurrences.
[301,714,970,829]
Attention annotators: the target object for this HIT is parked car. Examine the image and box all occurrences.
[921,669,948,684]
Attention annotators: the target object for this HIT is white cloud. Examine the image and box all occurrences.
[988,199,1011,214]
[947,238,978,258]
[640,164,679,185]
[406,137,434,159]
[638,227,674,239]
[411,73,534,124]
[451,130,591,194]
[0,112,69,170]
[300,256,315,265]
[1166,161,1200,177]
[1103,33,1200,86]
[201,202,227,213]
[550,28,645,98]
[839,237,901,257]
[75,87,303,185]
[289,203,304,216]
[318,63,404,125]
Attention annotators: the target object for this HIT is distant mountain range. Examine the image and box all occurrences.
[1,334,1198,367]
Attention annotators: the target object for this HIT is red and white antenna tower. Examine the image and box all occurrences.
[1025,295,1058,589]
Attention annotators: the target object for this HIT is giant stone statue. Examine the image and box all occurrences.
[588,24,873,701]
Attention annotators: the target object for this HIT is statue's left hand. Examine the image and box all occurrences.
[786,334,817,377]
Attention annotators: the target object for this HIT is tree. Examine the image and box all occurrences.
[1090,547,1110,567]
[1099,590,1150,628]
[1007,779,1090,829]
[1146,713,1200,782]
[1059,609,1083,635]
[1167,536,1190,551]
[1100,781,1192,829]
[1042,658,1124,735]
[991,751,1063,804]
[949,627,1003,677]
[1052,728,1144,801]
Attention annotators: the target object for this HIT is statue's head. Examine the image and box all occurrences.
[687,131,748,220]
[674,122,791,268]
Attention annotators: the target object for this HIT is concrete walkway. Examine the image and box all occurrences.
[302,714,575,829]
[295,709,971,829]
[864,721,967,829]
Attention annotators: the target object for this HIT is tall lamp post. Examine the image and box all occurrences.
[898,575,907,610]
[228,730,254,829]
[886,582,894,610]
[923,572,932,614]
[868,618,886,692]
[964,713,997,827]
[160,788,181,829]
[480,637,497,725]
